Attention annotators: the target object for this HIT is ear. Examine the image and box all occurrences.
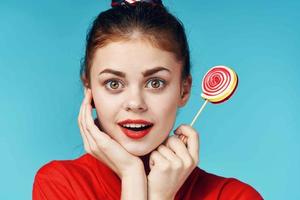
[178,75,192,107]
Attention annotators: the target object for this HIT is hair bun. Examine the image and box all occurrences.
[111,0,163,8]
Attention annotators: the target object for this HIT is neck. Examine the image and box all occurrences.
[139,153,151,176]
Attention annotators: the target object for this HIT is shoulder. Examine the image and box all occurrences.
[33,153,98,189]
[218,177,263,200]
[32,159,75,199]
[34,160,69,182]
[178,167,263,200]
[33,155,82,189]
[34,154,91,181]
[33,153,119,187]
[33,154,121,199]
[32,154,97,199]
[33,153,103,183]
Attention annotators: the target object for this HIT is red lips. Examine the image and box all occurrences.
[118,119,153,126]
[118,119,154,139]
[119,126,153,139]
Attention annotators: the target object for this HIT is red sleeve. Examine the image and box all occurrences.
[32,161,74,200]
[219,178,264,200]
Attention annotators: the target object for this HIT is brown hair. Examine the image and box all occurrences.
[80,2,191,89]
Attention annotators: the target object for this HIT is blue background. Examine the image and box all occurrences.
[1,0,299,199]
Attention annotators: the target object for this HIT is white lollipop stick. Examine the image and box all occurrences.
[190,99,208,127]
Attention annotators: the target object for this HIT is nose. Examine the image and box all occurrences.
[123,88,148,113]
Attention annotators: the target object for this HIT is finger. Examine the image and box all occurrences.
[82,100,99,152]
[182,135,188,145]
[82,94,122,174]
[83,89,110,152]
[156,144,178,161]
[78,101,91,153]
[156,145,183,168]
[164,136,194,168]
[83,100,121,174]
[84,92,112,147]
[81,90,108,157]
[180,135,187,145]
[174,125,199,164]
[149,150,169,170]
[183,137,188,145]
[175,134,185,145]
[81,89,90,138]
[84,95,132,166]
[79,91,93,152]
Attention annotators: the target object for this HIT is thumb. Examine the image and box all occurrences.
[149,153,155,170]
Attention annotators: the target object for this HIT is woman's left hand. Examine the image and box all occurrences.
[147,125,200,200]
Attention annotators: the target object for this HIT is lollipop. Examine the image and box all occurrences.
[190,65,239,126]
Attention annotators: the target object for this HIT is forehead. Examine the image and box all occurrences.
[91,39,182,73]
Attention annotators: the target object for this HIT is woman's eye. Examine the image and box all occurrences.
[104,80,123,90]
[103,79,165,91]
[146,79,165,89]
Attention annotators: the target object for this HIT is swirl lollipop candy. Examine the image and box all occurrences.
[190,65,239,126]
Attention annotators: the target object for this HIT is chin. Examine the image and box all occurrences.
[123,143,154,157]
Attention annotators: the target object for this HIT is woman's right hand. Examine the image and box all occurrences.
[77,88,144,179]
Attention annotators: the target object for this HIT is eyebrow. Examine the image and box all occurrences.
[98,66,171,78]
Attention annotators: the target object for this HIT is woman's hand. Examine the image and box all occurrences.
[77,88,144,179]
[147,125,200,200]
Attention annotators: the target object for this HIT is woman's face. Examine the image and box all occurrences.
[89,39,191,156]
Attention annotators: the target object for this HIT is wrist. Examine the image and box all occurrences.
[121,161,145,179]
[121,165,147,200]
[148,193,175,200]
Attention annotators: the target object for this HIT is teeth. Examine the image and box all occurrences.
[122,124,148,128]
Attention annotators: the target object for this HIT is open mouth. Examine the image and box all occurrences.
[118,124,154,139]
[120,124,153,131]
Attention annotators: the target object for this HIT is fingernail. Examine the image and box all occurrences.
[184,138,188,145]
[174,128,182,135]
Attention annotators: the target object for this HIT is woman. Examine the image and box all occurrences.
[33,1,263,199]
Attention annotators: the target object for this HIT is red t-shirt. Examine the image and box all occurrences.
[32,153,263,200]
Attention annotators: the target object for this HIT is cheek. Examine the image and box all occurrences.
[147,88,179,124]
[150,84,180,110]
[150,96,177,115]
[92,92,123,129]
[93,88,123,109]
